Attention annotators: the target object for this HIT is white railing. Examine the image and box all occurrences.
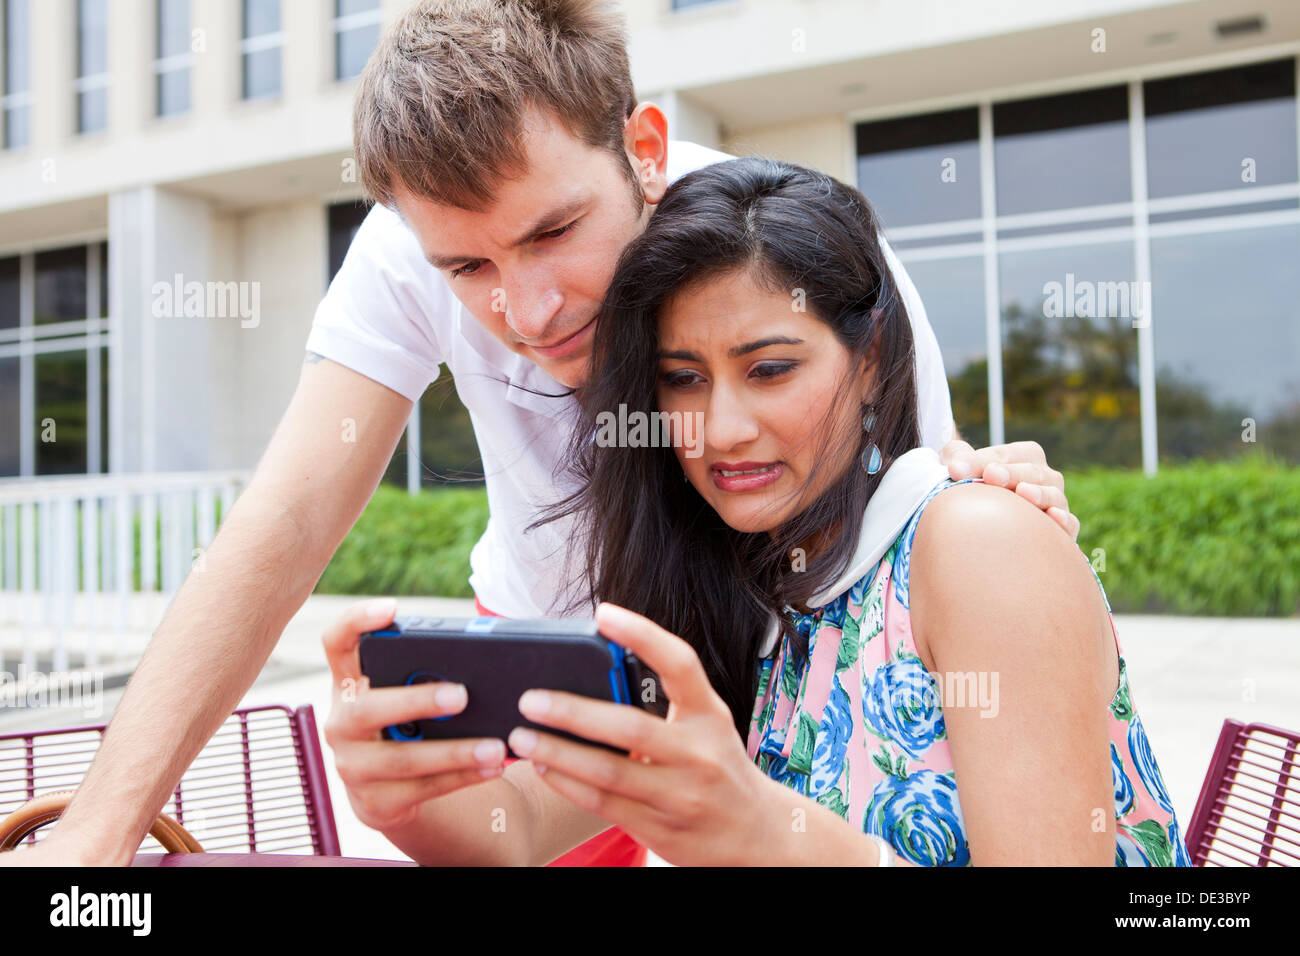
[0,471,250,678]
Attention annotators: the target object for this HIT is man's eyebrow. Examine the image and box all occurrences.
[657,337,805,362]
[424,196,590,270]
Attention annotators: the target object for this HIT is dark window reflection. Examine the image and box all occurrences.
[1145,59,1297,199]
[35,246,87,325]
[0,256,18,330]
[898,255,988,449]
[998,244,1141,468]
[994,86,1130,216]
[0,356,17,476]
[1151,225,1300,463]
[856,108,980,228]
[327,201,370,281]
[36,351,88,475]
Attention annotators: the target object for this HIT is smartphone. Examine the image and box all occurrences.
[359,615,664,756]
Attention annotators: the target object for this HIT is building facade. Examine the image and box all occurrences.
[0,0,1296,486]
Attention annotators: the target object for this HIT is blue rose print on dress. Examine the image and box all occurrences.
[809,675,853,793]
[1128,713,1175,817]
[864,769,970,867]
[1112,742,1135,817]
[863,653,945,759]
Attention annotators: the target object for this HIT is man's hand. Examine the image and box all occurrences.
[940,439,1079,540]
[322,599,508,834]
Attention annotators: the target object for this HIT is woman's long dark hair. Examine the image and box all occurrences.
[536,157,921,739]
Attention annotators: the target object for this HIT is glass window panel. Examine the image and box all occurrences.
[998,242,1141,468]
[243,47,280,99]
[0,356,18,476]
[336,23,380,80]
[1151,224,1300,463]
[5,0,29,95]
[896,254,989,449]
[157,68,190,116]
[35,246,87,325]
[328,201,369,280]
[36,350,88,475]
[243,0,280,38]
[77,0,108,76]
[5,105,29,148]
[99,241,108,317]
[336,0,378,15]
[99,343,109,472]
[78,87,108,133]
[1145,59,1297,199]
[994,86,1130,216]
[856,108,981,228]
[0,255,18,330]
[157,0,190,58]
[419,367,484,486]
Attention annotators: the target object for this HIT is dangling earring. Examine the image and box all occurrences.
[861,404,882,475]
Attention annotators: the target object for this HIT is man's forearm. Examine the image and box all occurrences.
[43,490,332,864]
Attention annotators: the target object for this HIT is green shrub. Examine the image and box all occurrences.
[314,484,489,598]
[1068,450,1300,617]
[314,454,1300,617]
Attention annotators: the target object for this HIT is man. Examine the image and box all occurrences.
[8,0,1073,866]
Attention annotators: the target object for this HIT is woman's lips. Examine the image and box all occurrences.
[530,317,596,360]
[711,461,784,492]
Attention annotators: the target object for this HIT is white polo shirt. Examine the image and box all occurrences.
[304,140,956,618]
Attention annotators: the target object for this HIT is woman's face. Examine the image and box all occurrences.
[656,267,875,534]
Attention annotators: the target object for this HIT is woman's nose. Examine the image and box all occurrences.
[703,387,760,453]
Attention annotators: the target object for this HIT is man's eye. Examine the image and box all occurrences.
[751,361,798,379]
[449,261,482,279]
[539,222,576,241]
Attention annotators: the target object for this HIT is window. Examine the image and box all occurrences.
[2,0,29,149]
[75,0,109,134]
[155,0,192,117]
[855,57,1300,471]
[0,242,111,477]
[333,0,381,82]
[241,0,282,100]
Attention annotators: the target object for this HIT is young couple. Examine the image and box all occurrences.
[318,1,1190,867]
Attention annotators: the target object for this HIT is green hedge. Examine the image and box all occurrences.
[1068,451,1299,617]
[317,454,1300,617]
[314,485,490,599]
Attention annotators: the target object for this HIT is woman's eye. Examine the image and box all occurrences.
[751,361,798,379]
[662,369,704,388]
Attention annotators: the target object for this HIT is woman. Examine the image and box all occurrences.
[515,156,1191,866]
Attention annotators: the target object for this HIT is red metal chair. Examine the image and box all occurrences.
[1186,719,1299,866]
[0,704,340,856]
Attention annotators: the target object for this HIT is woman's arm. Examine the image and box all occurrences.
[907,481,1119,865]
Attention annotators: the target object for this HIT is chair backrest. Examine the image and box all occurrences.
[0,704,340,856]
[1187,718,1299,867]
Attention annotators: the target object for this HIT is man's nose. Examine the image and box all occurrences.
[502,281,563,341]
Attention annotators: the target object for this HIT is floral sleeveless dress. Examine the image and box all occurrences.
[746,476,1192,867]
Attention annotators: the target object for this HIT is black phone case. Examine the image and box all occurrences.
[359,616,657,757]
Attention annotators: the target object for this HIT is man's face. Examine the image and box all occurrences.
[392,104,668,388]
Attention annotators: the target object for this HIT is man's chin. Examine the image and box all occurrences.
[534,352,591,390]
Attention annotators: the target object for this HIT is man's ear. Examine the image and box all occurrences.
[625,102,669,206]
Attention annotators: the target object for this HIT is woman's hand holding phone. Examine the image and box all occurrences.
[506,602,790,866]
[320,599,508,834]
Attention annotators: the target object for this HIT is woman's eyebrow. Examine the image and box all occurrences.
[657,336,805,362]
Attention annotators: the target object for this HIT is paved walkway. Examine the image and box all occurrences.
[4,593,1298,865]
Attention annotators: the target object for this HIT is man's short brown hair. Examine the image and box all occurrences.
[355,0,640,213]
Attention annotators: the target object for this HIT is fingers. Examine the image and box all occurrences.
[332,735,505,787]
[530,764,672,837]
[329,680,469,742]
[321,597,398,686]
[946,440,1048,479]
[594,603,716,712]
[939,439,975,470]
[345,766,506,832]
[507,725,676,813]
[515,688,681,764]
[1048,506,1082,541]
